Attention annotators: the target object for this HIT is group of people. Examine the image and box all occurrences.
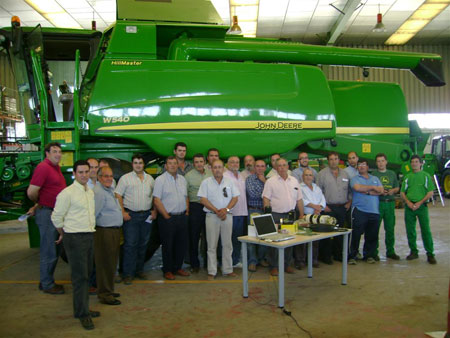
[26,142,437,330]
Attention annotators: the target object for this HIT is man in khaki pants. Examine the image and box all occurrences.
[198,160,240,280]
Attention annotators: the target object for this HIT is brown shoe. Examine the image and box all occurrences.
[285,266,295,274]
[248,264,257,272]
[207,274,215,281]
[270,268,278,276]
[224,272,237,277]
[176,269,190,277]
[164,272,175,280]
[43,284,65,295]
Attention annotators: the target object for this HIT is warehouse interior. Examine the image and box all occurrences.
[0,0,449,337]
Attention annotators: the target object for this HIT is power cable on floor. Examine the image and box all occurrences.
[247,271,276,307]
[282,308,313,338]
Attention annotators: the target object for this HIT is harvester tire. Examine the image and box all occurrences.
[441,169,450,198]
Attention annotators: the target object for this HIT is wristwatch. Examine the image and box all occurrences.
[226,208,230,213]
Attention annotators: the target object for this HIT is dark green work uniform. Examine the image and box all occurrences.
[372,169,398,256]
[401,171,435,257]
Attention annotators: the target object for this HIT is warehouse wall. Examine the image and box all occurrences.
[325,45,450,115]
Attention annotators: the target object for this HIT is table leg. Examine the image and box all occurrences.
[342,233,348,285]
[278,247,284,308]
[307,242,313,278]
[242,242,248,298]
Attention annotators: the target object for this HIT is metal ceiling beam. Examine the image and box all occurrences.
[327,0,361,46]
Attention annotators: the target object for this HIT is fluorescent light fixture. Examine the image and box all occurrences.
[25,0,82,28]
[385,0,450,45]
[409,113,450,129]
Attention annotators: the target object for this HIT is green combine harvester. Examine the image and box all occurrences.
[0,0,447,246]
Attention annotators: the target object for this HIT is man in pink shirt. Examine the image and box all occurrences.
[224,156,248,267]
[263,157,304,276]
[27,142,67,294]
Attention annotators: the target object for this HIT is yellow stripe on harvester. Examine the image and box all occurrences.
[97,120,333,132]
[336,127,409,134]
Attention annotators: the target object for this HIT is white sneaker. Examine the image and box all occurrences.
[233,262,243,268]
[348,259,357,265]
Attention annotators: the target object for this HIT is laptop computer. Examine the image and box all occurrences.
[252,214,295,242]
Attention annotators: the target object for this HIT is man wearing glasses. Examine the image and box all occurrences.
[348,159,384,265]
[198,160,240,280]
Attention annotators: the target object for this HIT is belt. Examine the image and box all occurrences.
[96,226,121,229]
[169,212,186,216]
[125,209,150,213]
[39,205,54,210]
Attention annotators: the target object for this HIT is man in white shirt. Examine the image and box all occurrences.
[263,158,304,276]
[115,154,156,285]
[51,160,99,330]
[198,160,240,280]
[240,155,255,180]
[266,153,292,178]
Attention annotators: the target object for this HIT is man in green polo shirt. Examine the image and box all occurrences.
[372,153,400,260]
[400,155,436,264]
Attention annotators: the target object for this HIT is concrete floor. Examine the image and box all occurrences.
[0,202,449,338]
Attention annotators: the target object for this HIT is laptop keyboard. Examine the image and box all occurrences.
[261,233,295,241]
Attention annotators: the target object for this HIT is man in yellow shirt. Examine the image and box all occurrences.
[51,160,99,330]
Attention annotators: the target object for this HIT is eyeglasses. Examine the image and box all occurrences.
[223,187,228,198]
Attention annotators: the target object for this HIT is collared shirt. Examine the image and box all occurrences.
[240,169,254,181]
[115,171,155,211]
[344,166,358,179]
[350,174,382,214]
[153,172,188,213]
[198,176,240,212]
[401,170,435,202]
[300,182,326,215]
[266,168,292,179]
[223,170,248,216]
[372,169,399,202]
[87,178,97,190]
[185,168,212,203]
[291,166,318,183]
[162,161,193,176]
[317,167,351,204]
[262,173,302,213]
[246,174,265,210]
[30,158,66,208]
[51,181,95,233]
[94,183,123,227]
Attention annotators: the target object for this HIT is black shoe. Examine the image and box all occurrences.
[374,255,380,262]
[112,292,121,298]
[100,298,121,306]
[427,255,437,264]
[79,316,94,330]
[387,253,400,260]
[406,252,419,260]
[43,284,65,295]
[89,310,101,318]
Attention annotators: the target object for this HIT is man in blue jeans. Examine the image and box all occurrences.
[27,142,67,294]
[349,159,384,265]
[246,159,268,272]
[115,154,156,285]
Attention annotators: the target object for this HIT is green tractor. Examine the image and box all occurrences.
[423,135,450,198]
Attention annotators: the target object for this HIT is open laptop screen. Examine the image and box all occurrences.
[252,214,277,236]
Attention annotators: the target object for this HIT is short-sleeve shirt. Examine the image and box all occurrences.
[30,158,66,208]
[371,169,399,202]
[350,174,382,214]
[153,172,188,214]
[94,183,123,227]
[246,174,265,210]
[197,176,240,213]
[401,170,435,202]
[300,182,326,215]
[262,173,302,213]
[344,166,358,179]
[223,170,248,216]
[115,171,155,211]
[317,167,351,205]
[185,169,211,203]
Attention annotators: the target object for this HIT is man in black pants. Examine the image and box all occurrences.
[51,160,100,330]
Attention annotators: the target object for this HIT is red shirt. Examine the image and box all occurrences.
[30,158,67,208]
